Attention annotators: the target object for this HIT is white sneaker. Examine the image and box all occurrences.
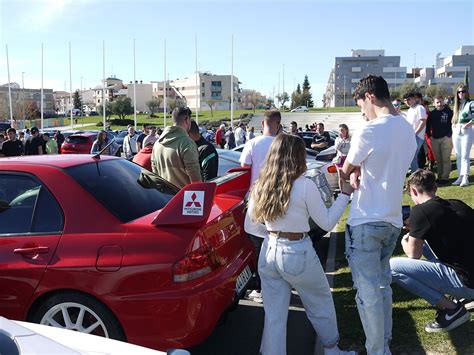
[452,176,463,185]
[246,290,263,303]
[384,344,392,355]
[324,345,356,355]
[460,176,470,187]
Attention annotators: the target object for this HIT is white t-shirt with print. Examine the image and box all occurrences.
[405,104,427,139]
[346,114,417,228]
[239,135,275,186]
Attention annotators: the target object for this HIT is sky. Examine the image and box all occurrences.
[1,0,473,106]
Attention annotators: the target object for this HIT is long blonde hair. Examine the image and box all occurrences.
[452,84,470,124]
[250,134,307,223]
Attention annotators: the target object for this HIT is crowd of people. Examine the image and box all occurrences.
[0,75,473,355]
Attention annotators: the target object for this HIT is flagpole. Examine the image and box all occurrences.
[133,38,137,130]
[41,43,44,129]
[6,45,13,127]
[102,40,106,129]
[195,35,199,124]
[69,41,73,129]
[230,34,234,128]
[163,38,167,127]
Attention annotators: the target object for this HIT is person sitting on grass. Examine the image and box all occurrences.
[390,169,474,333]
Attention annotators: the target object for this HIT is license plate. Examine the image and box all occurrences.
[235,265,252,294]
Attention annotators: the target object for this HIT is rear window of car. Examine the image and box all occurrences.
[66,136,93,144]
[65,159,177,222]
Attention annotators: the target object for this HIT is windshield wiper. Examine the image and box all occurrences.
[92,139,115,160]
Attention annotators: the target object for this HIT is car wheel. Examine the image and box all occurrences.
[30,292,125,341]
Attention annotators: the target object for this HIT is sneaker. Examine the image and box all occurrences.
[452,176,463,185]
[459,298,474,312]
[384,344,392,355]
[324,345,356,355]
[245,290,263,303]
[460,177,470,187]
[425,303,470,332]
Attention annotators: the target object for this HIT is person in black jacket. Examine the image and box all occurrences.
[426,96,453,184]
[189,120,218,181]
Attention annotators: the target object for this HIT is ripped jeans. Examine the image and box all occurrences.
[345,222,400,355]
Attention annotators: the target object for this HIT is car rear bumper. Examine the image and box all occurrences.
[116,246,255,351]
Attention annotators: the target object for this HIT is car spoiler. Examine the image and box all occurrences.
[152,168,250,227]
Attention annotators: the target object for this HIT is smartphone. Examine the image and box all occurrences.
[402,205,410,221]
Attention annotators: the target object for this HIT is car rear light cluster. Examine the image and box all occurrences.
[173,233,224,283]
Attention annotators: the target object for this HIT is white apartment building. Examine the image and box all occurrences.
[415,46,474,94]
[92,77,124,108]
[152,72,240,111]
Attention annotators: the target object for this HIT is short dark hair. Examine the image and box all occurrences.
[43,132,50,138]
[30,127,39,134]
[6,128,16,134]
[353,75,390,102]
[407,169,437,194]
[316,122,325,129]
[404,92,416,100]
[189,120,200,135]
[415,92,423,100]
[172,107,192,124]
[290,121,297,125]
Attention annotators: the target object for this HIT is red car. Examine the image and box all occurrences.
[0,155,255,351]
[61,131,120,156]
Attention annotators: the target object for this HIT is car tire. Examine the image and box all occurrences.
[29,291,126,341]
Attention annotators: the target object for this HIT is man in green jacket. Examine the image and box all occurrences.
[151,107,202,188]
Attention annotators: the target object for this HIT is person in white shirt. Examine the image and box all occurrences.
[122,126,139,160]
[245,133,355,355]
[240,110,282,303]
[333,123,351,168]
[234,123,246,146]
[341,75,417,355]
[246,126,255,141]
[404,93,427,172]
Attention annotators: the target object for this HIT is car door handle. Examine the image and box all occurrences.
[14,246,50,255]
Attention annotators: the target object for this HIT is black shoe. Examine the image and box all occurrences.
[425,303,470,332]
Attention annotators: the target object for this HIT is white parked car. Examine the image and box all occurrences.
[0,317,189,355]
[290,106,309,112]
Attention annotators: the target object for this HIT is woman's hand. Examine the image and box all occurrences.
[338,170,355,196]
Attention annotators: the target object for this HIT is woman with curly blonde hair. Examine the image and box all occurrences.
[245,133,355,355]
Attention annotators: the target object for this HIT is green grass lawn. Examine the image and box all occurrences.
[333,166,474,354]
[311,107,361,113]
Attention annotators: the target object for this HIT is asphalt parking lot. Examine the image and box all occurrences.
[189,236,331,355]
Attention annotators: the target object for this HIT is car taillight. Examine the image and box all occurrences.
[173,235,221,283]
[327,165,338,174]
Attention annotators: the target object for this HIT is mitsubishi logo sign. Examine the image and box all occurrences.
[183,191,205,216]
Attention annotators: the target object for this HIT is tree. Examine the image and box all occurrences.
[206,99,219,117]
[398,82,419,100]
[112,97,134,119]
[97,101,113,119]
[250,91,260,113]
[301,75,314,107]
[25,101,40,119]
[276,92,289,109]
[73,90,82,111]
[168,97,186,111]
[390,90,401,101]
[146,97,162,116]
[291,84,303,108]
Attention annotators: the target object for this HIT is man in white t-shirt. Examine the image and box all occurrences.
[234,122,246,147]
[341,75,416,355]
[404,92,427,172]
[240,110,282,303]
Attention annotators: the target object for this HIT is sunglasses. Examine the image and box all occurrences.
[458,90,467,94]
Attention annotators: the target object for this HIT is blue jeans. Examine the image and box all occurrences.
[453,124,473,176]
[410,135,425,172]
[259,236,339,355]
[390,242,474,306]
[345,222,400,355]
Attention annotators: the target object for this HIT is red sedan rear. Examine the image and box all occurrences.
[0,155,255,351]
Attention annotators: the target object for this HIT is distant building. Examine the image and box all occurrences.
[92,77,124,108]
[415,46,474,95]
[152,72,240,111]
[0,83,55,118]
[324,49,407,107]
[238,89,267,110]
[123,81,153,112]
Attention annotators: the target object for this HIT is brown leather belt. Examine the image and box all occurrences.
[268,231,306,241]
